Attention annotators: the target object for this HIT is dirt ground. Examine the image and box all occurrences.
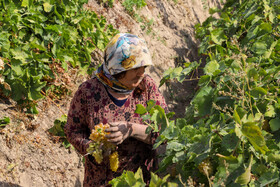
[0,0,222,186]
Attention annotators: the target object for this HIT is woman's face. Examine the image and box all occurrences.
[118,66,146,89]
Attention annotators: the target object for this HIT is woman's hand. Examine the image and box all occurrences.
[105,121,132,145]
[105,122,152,145]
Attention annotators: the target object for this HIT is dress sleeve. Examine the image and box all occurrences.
[64,83,91,155]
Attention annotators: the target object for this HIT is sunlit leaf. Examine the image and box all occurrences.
[0,117,10,127]
[260,22,272,33]
[235,154,253,185]
[167,141,185,152]
[241,122,269,154]
[267,152,280,163]
[216,154,239,163]
[43,2,53,12]
[146,100,156,112]
[135,104,147,115]
[11,48,29,63]
[251,42,267,55]
[235,124,242,138]
[21,0,29,7]
[170,67,183,79]
[265,105,276,118]
[233,109,241,125]
[49,114,68,137]
[211,28,227,45]
[204,60,219,76]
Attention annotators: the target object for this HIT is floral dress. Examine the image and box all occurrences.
[64,75,168,186]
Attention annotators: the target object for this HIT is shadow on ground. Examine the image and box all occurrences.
[75,177,82,187]
[0,182,22,187]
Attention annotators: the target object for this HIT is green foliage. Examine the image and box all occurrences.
[135,14,154,35]
[144,0,280,185]
[122,0,153,35]
[0,116,10,127]
[136,100,174,137]
[234,154,253,185]
[98,0,114,8]
[109,167,177,187]
[142,19,154,35]
[0,0,118,113]
[122,0,147,14]
[48,114,72,149]
[109,168,146,187]
[159,62,200,87]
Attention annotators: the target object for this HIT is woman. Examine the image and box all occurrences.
[64,33,168,186]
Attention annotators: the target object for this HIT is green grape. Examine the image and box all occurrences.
[86,123,119,171]
[109,151,119,172]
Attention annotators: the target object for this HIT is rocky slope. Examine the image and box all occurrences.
[0,0,222,186]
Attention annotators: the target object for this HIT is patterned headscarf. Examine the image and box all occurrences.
[94,33,153,94]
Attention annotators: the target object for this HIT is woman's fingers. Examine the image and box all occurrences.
[105,121,129,145]
[106,131,122,139]
[106,131,123,144]
[105,126,119,133]
[108,121,127,127]
[108,122,121,127]
[108,136,123,145]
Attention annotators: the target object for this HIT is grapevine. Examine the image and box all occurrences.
[0,0,118,113]
[198,158,213,186]
[130,0,280,186]
[86,123,119,172]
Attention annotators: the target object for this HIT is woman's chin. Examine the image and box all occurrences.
[123,78,143,89]
[127,83,140,90]
[127,85,138,90]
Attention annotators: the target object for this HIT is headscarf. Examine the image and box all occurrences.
[94,33,153,94]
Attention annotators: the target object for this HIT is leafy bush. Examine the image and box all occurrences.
[48,114,72,148]
[0,0,118,113]
[124,0,280,186]
[109,168,177,187]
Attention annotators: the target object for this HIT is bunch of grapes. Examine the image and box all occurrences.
[198,158,213,177]
[109,151,119,172]
[86,123,119,172]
